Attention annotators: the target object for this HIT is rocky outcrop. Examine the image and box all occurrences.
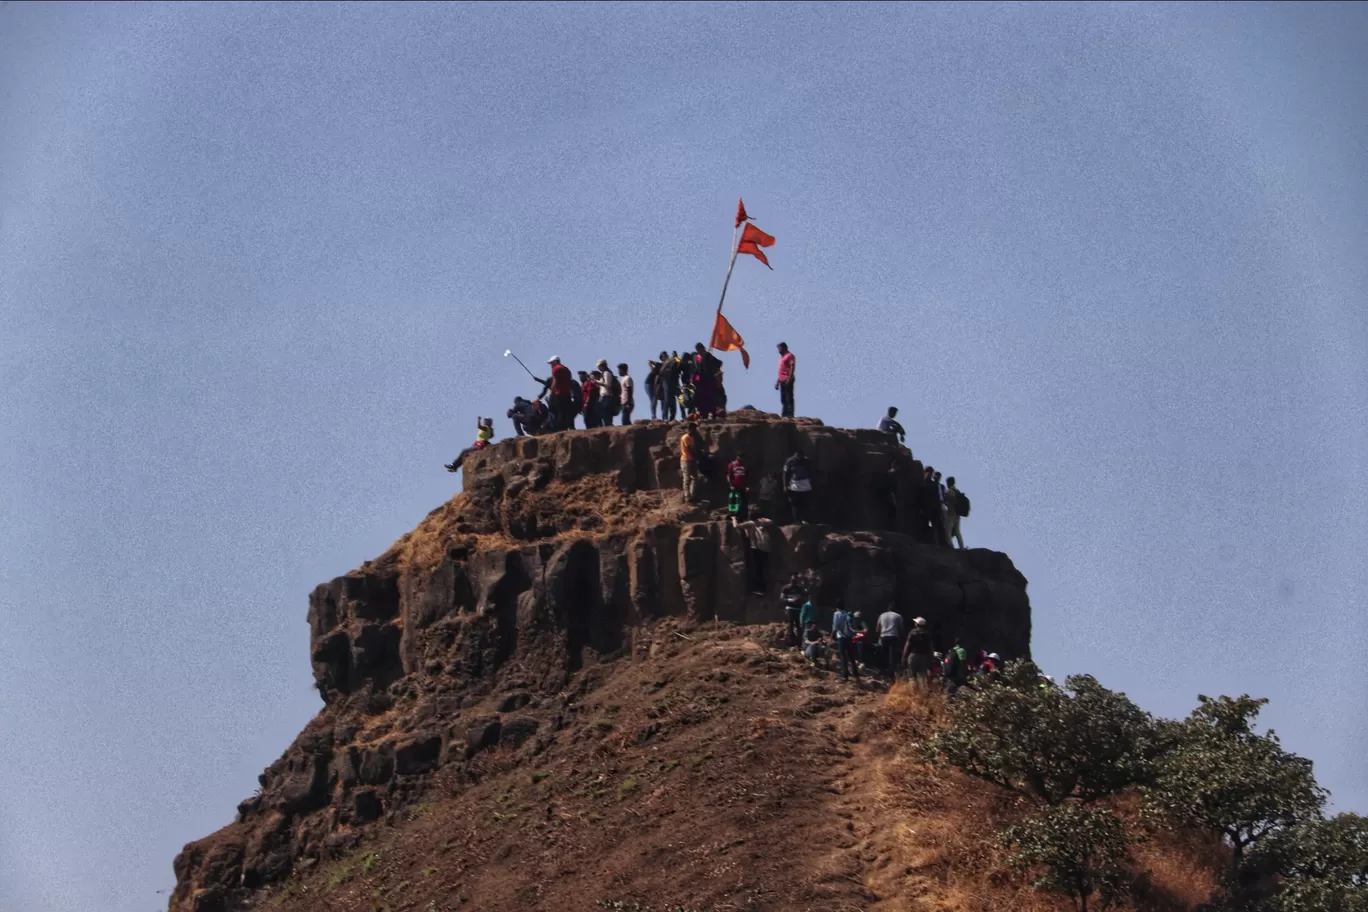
[170,415,1030,912]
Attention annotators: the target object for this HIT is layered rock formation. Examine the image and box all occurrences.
[170,414,1030,912]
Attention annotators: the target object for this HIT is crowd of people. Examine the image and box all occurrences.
[776,570,1015,693]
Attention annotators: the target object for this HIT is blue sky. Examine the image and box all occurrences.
[1,3,1365,910]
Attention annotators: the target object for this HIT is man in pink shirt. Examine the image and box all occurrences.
[775,342,796,418]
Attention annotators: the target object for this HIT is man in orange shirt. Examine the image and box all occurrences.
[680,422,699,503]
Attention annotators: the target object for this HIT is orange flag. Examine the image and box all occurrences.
[710,312,751,369]
[735,198,750,228]
[737,222,775,269]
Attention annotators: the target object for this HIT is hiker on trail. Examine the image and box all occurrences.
[579,370,601,428]
[679,422,700,503]
[775,342,795,418]
[944,476,967,549]
[726,453,749,521]
[878,407,906,444]
[732,507,775,595]
[783,449,814,524]
[445,416,494,473]
[944,640,970,695]
[851,611,871,669]
[780,573,808,648]
[875,607,905,681]
[506,397,547,437]
[831,600,860,681]
[535,356,576,431]
[617,363,634,425]
[902,616,934,686]
[799,591,818,633]
[594,359,622,426]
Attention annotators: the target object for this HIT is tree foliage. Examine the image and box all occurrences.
[1002,804,1131,912]
[921,660,1160,805]
[1145,695,1326,873]
[1253,813,1368,912]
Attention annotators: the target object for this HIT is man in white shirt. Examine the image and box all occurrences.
[875,607,906,680]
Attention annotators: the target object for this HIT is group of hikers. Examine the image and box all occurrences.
[444,343,971,551]
[776,570,1011,692]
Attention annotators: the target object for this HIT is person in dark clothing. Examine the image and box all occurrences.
[646,359,663,420]
[901,616,934,685]
[873,458,900,527]
[691,343,722,418]
[920,466,948,545]
[659,352,680,421]
[506,397,547,437]
[783,449,814,524]
[534,356,576,431]
[878,407,906,444]
[944,640,970,695]
[775,342,796,418]
[780,573,807,648]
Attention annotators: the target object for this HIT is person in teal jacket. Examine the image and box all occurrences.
[799,598,818,629]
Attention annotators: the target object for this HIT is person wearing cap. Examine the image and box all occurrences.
[534,356,575,431]
[902,616,934,685]
[775,342,796,418]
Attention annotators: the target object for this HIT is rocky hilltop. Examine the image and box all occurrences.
[170,414,1031,912]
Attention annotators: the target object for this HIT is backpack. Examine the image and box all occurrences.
[728,490,744,516]
[956,490,970,517]
[569,380,583,413]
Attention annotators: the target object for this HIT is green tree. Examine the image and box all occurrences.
[921,660,1160,805]
[1145,695,1326,876]
[1002,804,1131,912]
[1255,813,1368,912]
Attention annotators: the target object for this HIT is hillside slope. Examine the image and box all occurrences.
[229,622,1224,912]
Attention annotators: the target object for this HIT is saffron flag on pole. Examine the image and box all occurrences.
[710,312,751,369]
[736,222,776,269]
[735,198,751,228]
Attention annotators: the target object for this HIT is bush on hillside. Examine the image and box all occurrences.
[1002,803,1132,912]
[1144,695,1325,878]
[1248,812,1368,912]
[921,660,1161,806]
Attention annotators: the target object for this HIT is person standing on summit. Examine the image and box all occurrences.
[535,356,575,431]
[776,342,796,418]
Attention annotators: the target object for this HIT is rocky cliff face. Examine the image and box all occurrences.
[170,414,1030,912]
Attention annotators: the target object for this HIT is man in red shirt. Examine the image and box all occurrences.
[536,356,575,431]
[775,342,796,418]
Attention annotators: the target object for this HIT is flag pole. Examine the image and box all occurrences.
[715,240,740,318]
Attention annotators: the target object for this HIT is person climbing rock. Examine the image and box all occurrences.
[945,640,970,695]
[831,600,860,681]
[945,476,968,549]
[783,449,814,524]
[775,341,795,418]
[875,606,905,681]
[726,453,749,521]
[445,416,494,473]
[731,507,775,595]
[780,573,808,648]
[679,422,700,503]
[902,617,934,686]
[878,406,906,444]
